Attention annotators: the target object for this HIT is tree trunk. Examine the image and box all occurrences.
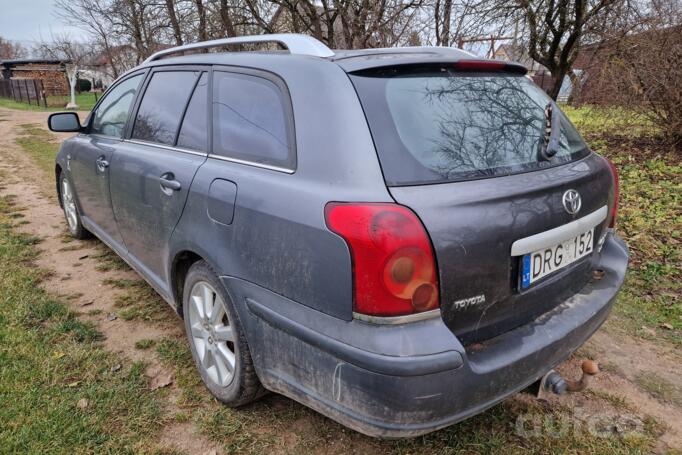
[219,0,237,37]
[567,69,583,105]
[194,0,208,42]
[67,66,78,108]
[436,0,453,46]
[547,67,568,101]
[165,0,184,45]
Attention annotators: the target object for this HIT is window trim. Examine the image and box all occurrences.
[86,69,148,140]
[126,65,209,151]
[210,65,297,173]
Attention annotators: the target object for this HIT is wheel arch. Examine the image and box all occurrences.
[170,250,205,316]
[55,163,63,208]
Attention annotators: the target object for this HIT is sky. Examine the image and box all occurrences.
[0,0,87,46]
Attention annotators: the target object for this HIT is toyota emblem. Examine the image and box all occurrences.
[562,189,582,215]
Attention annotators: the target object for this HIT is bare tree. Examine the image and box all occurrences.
[514,0,621,100]
[37,34,93,108]
[0,37,26,59]
[433,0,498,47]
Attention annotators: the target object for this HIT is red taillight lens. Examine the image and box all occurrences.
[604,157,620,228]
[324,203,439,317]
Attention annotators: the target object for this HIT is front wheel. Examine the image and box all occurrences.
[182,260,264,406]
[59,173,90,239]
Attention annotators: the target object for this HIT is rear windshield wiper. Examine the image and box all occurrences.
[538,102,561,161]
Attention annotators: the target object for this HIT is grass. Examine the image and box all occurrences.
[104,277,172,322]
[0,196,165,453]
[634,372,682,407]
[151,334,659,454]
[92,243,130,272]
[564,106,682,347]
[0,92,97,112]
[135,339,156,350]
[15,123,60,177]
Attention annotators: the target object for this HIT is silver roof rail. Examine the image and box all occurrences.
[144,33,335,63]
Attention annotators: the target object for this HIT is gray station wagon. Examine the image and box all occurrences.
[48,34,628,437]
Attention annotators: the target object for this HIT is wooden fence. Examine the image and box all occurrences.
[0,79,48,107]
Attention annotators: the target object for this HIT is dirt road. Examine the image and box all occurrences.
[0,106,679,453]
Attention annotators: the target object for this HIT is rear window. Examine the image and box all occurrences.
[350,67,590,185]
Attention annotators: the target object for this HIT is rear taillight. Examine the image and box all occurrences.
[324,203,439,317]
[604,158,620,228]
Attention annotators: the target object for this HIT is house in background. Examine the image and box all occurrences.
[0,58,71,96]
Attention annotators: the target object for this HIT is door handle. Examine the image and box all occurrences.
[96,157,109,172]
[159,174,181,192]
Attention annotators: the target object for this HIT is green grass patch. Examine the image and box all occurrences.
[0,92,97,112]
[0,196,164,453]
[92,243,130,272]
[102,277,171,322]
[15,123,60,176]
[634,372,682,407]
[135,339,156,350]
[566,107,681,347]
[153,334,658,454]
[563,105,660,140]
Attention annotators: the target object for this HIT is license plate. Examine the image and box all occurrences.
[521,228,594,288]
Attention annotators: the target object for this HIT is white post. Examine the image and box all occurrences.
[66,64,79,109]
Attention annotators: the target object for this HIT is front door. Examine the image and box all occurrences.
[69,72,145,247]
[109,68,209,290]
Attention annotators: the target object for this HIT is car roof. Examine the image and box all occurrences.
[140,46,483,73]
[121,34,524,81]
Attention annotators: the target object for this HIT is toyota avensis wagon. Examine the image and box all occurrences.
[48,34,628,437]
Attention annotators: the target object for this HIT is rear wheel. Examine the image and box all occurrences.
[59,173,90,239]
[182,261,264,406]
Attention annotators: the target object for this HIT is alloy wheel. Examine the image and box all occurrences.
[61,178,78,232]
[187,281,236,387]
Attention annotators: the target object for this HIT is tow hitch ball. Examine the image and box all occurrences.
[537,360,600,396]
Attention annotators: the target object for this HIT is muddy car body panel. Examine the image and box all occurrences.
[51,34,628,437]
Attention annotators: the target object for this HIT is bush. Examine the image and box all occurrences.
[77,78,91,93]
[577,1,682,150]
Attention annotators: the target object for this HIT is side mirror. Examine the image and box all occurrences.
[48,112,83,133]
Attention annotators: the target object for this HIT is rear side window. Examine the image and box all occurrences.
[212,71,294,169]
[91,74,143,138]
[350,67,590,185]
[132,71,200,145]
[177,72,208,152]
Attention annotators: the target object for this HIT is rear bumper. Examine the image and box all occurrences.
[222,233,628,438]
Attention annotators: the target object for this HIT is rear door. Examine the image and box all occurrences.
[109,67,209,289]
[69,72,145,247]
[350,65,616,343]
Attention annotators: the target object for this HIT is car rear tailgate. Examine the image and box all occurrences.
[390,153,615,343]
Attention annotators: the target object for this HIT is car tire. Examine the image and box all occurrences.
[182,260,264,406]
[59,173,91,240]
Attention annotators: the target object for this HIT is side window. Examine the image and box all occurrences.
[213,71,294,169]
[91,74,143,138]
[177,72,208,152]
[132,71,200,145]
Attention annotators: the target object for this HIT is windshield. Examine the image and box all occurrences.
[350,67,590,185]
